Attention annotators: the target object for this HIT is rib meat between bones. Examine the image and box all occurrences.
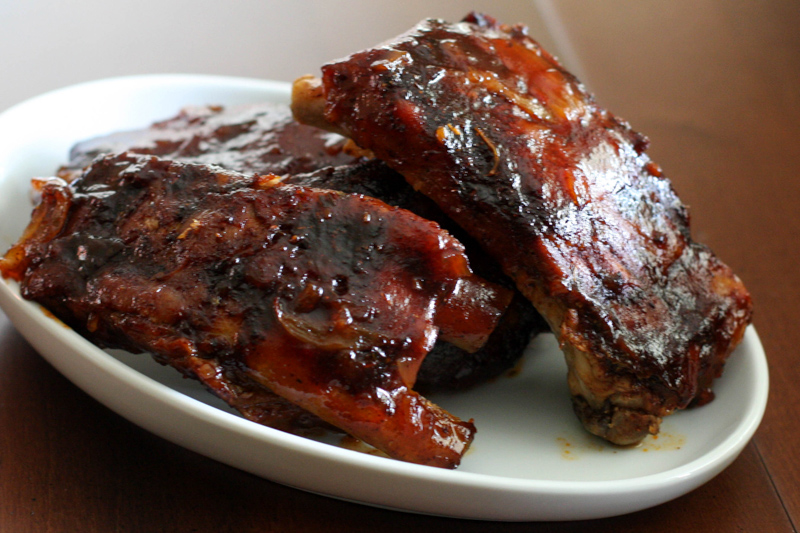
[1,152,504,467]
[292,13,753,444]
[57,102,359,182]
[286,160,547,390]
[60,102,547,390]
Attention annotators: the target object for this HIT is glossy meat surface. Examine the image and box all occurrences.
[62,102,545,390]
[287,160,548,390]
[58,103,361,182]
[295,13,753,444]
[2,152,487,467]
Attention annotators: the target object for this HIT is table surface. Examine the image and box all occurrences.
[1,1,799,531]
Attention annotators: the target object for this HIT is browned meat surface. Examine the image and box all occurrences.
[293,13,753,444]
[57,103,362,182]
[287,160,548,390]
[1,152,507,467]
[62,102,547,390]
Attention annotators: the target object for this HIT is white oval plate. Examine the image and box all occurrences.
[0,75,768,521]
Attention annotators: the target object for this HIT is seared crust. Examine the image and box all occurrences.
[294,13,753,444]
[61,102,545,391]
[3,153,489,467]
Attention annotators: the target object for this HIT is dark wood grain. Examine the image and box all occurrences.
[1,1,799,531]
[557,1,800,530]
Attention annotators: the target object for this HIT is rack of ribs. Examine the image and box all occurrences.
[292,12,753,445]
[286,160,547,391]
[58,101,547,391]
[1,151,523,467]
[57,102,360,182]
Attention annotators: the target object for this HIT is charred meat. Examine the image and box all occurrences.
[292,13,753,444]
[0,152,520,467]
[287,160,547,390]
[62,102,546,390]
[58,103,362,182]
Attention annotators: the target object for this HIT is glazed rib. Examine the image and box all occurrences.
[2,152,490,467]
[293,13,753,444]
[61,101,546,390]
[58,103,361,182]
[286,160,547,390]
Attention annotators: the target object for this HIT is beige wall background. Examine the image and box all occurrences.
[3,0,797,244]
[0,1,575,113]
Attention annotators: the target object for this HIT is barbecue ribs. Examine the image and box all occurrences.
[287,160,547,390]
[59,102,547,390]
[57,102,360,182]
[292,13,753,444]
[1,152,521,467]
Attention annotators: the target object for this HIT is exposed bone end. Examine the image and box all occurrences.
[563,340,662,445]
[558,309,663,446]
[0,178,72,282]
[571,395,661,446]
[291,75,347,136]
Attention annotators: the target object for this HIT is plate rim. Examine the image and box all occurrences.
[0,74,769,521]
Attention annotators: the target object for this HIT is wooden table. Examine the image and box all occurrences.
[1,2,798,530]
